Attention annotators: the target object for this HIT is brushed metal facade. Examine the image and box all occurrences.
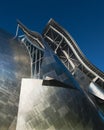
[16,79,104,130]
[0,18,104,130]
[15,19,104,130]
[0,29,31,130]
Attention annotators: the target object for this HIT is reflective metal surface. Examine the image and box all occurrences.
[16,79,104,130]
[88,82,104,100]
[9,19,103,130]
[42,19,104,118]
[0,29,31,130]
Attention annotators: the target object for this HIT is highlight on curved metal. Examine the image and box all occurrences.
[0,29,31,129]
[88,82,104,100]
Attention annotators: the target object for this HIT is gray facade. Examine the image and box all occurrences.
[0,29,31,130]
[0,19,104,130]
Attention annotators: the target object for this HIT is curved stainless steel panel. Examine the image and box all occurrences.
[0,29,31,129]
[88,82,104,100]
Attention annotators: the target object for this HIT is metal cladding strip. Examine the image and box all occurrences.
[42,78,75,89]
[43,22,104,82]
[17,20,45,49]
[88,82,104,100]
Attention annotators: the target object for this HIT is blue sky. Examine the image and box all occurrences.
[0,0,104,71]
